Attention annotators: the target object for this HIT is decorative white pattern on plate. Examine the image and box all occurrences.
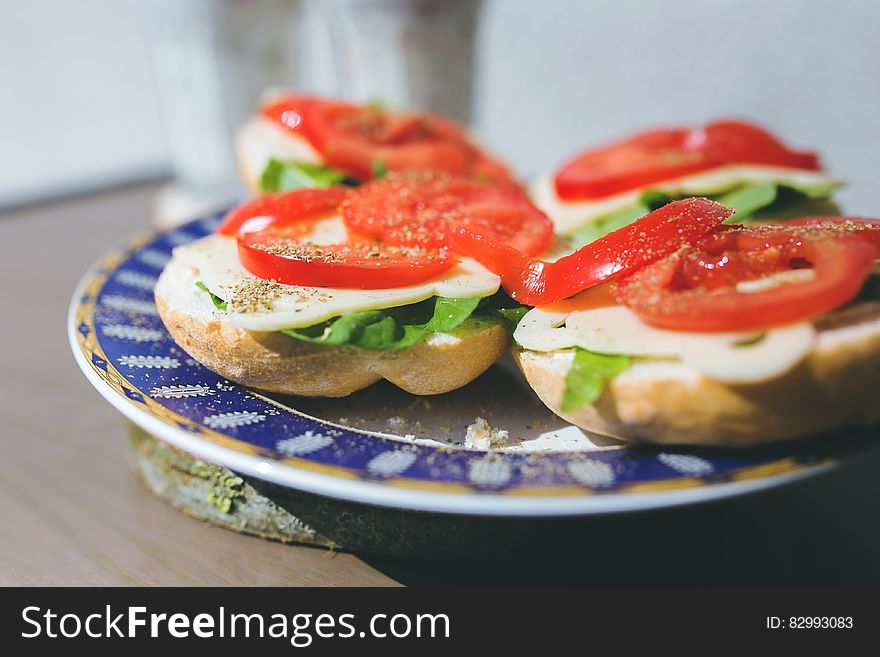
[101,324,164,343]
[138,249,171,269]
[101,295,158,316]
[367,450,418,476]
[566,459,616,486]
[115,270,159,291]
[117,355,180,369]
[658,453,715,476]
[149,384,216,399]
[203,411,266,429]
[467,458,513,487]
[275,431,335,455]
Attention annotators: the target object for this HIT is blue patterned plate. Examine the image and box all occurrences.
[68,214,878,515]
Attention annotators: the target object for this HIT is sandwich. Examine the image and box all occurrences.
[158,94,539,397]
[156,173,549,397]
[502,201,880,447]
[530,119,843,245]
[493,120,880,447]
[236,94,515,194]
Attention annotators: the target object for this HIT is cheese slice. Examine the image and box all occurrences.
[514,302,815,383]
[236,115,323,186]
[173,217,500,332]
[529,164,839,236]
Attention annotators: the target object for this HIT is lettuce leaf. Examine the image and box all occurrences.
[280,296,482,350]
[195,282,524,350]
[195,281,227,311]
[746,187,841,221]
[716,181,779,220]
[259,159,357,193]
[561,348,631,413]
[490,305,530,331]
[569,201,653,245]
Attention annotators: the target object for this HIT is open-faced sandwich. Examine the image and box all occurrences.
[155,173,549,397]
[486,120,880,446]
[530,119,843,245]
[158,95,542,397]
[236,94,514,194]
[508,202,880,447]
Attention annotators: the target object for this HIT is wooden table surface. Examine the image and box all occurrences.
[2,184,880,586]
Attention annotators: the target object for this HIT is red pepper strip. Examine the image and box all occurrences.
[452,197,734,306]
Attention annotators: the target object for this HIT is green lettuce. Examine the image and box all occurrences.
[195,281,227,311]
[195,283,524,351]
[561,348,631,413]
[569,179,841,245]
[739,185,841,221]
[259,159,357,193]
[280,296,481,350]
[719,181,841,222]
[570,201,654,245]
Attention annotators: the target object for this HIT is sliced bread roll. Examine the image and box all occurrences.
[155,257,510,397]
[514,303,880,447]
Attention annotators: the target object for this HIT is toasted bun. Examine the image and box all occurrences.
[155,258,510,397]
[514,304,880,447]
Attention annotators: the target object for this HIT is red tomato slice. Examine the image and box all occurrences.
[263,96,515,184]
[555,120,821,201]
[236,234,454,289]
[616,225,878,332]
[218,187,349,237]
[261,95,318,136]
[696,121,820,170]
[341,173,554,255]
[453,197,733,306]
[219,186,453,289]
[777,217,880,249]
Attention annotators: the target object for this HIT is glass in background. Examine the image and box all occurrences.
[323,0,483,124]
[138,0,304,227]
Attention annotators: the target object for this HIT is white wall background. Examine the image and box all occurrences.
[1,0,878,211]
[0,1,166,206]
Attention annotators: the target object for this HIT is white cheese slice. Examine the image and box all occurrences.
[173,217,500,332]
[529,165,839,236]
[235,115,323,186]
[514,303,815,383]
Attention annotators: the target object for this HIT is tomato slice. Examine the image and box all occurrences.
[777,217,880,249]
[263,96,515,184]
[697,121,820,170]
[218,185,453,289]
[237,234,454,289]
[555,120,821,201]
[453,197,733,306]
[261,95,317,136]
[341,173,554,255]
[616,225,879,332]
[218,187,349,237]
